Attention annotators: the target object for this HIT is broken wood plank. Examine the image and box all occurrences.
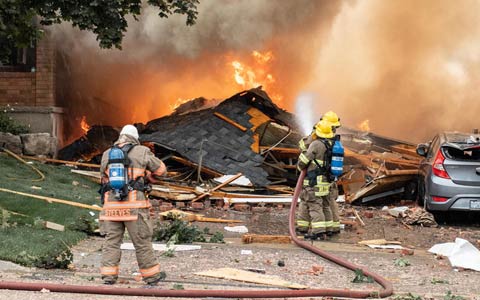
[266,185,294,195]
[20,155,101,168]
[44,221,65,232]
[242,234,292,244]
[0,187,102,211]
[159,209,242,223]
[213,112,247,132]
[358,239,402,246]
[195,268,308,289]
[169,156,223,177]
[384,169,419,176]
[191,173,243,202]
[353,208,366,227]
[259,146,300,155]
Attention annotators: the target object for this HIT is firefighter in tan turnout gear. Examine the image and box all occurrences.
[99,124,167,285]
[322,111,342,235]
[296,120,334,240]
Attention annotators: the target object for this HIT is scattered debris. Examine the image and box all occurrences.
[44,221,65,232]
[120,243,201,252]
[195,268,308,289]
[387,206,410,218]
[240,250,253,255]
[404,207,437,227]
[0,187,102,211]
[224,225,249,234]
[277,260,285,267]
[242,234,292,244]
[394,258,411,267]
[429,238,480,272]
[154,217,225,244]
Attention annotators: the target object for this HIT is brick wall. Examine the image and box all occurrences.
[0,31,56,108]
[0,72,36,106]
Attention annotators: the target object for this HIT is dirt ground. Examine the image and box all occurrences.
[0,204,479,300]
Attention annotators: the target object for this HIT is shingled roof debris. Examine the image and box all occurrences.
[141,87,301,187]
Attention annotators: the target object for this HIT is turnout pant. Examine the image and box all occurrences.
[296,186,328,234]
[101,209,160,282]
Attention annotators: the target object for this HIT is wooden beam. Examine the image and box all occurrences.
[213,112,247,132]
[169,156,223,177]
[191,173,243,202]
[19,155,101,168]
[242,234,292,244]
[259,146,300,155]
[0,187,101,211]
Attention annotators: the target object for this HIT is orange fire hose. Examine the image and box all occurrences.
[0,170,393,298]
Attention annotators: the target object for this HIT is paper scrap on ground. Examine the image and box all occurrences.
[195,267,308,289]
[388,206,410,218]
[121,243,201,252]
[429,238,480,272]
[240,249,253,255]
[224,225,248,233]
[214,175,252,187]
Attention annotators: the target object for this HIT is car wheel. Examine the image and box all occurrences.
[403,180,417,201]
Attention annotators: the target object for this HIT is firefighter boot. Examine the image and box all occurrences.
[145,271,167,286]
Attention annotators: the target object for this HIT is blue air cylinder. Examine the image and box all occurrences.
[108,147,126,191]
[331,138,344,178]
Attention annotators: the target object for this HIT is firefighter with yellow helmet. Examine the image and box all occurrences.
[321,111,342,235]
[296,120,334,240]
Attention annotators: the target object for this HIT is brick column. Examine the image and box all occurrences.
[35,31,56,107]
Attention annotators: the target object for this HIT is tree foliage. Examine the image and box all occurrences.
[0,0,199,63]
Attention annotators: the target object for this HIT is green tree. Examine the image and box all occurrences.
[0,0,199,63]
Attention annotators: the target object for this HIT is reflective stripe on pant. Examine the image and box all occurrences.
[298,187,326,234]
[296,193,310,233]
[322,191,333,231]
[329,182,341,232]
[101,209,160,281]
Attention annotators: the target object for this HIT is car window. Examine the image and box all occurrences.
[427,136,439,159]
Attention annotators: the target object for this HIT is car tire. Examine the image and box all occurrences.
[432,211,447,224]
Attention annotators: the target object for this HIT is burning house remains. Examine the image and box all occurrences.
[56,87,421,206]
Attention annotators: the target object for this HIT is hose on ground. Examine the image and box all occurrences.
[0,170,393,298]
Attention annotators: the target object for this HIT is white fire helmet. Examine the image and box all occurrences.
[120,124,139,139]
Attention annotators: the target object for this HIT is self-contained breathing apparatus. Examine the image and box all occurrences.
[305,136,344,187]
[99,144,151,204]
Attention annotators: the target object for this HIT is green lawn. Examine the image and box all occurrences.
[0,153,100,268]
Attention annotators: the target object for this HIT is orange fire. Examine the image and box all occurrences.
[170,98,191,111]
[230,50,282,104]
[80,116,90,134]
[358,119,370,132]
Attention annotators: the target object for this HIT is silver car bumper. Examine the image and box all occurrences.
[426,175,480,211]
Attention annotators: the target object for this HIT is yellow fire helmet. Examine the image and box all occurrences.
[322,111,341,127]
[315,119,334,139]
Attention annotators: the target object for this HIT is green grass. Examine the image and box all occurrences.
[0,153,100,268]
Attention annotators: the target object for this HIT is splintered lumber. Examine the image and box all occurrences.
[195,268,308,289]
[0,187,101,211]
[266,185,294,195]
[350,174,415,204]
[159,209,242,223]
[20,155,101,168]
[213,112,247,132]
[44,221,65,232]
[191,173,243,202]
[170,156,222,177]
[358,239,402,246]
[242,234,292,244]
[384,169,419,176]
[353,209,366,227]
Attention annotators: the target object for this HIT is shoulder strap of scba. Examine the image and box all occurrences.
[108,144,136,166]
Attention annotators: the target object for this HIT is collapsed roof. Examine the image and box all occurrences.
[141,88,299,187]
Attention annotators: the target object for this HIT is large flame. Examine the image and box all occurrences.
[230,50,283,104]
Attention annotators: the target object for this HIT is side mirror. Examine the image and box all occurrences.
[416,143,429,157]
